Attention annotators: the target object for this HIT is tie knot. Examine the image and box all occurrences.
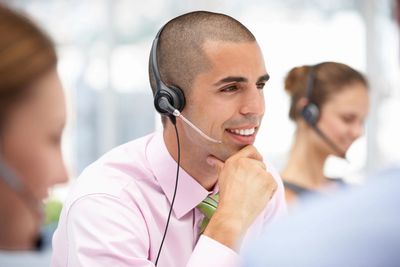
[196,194,219,234]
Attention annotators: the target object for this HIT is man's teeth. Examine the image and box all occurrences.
[228,128,255,136]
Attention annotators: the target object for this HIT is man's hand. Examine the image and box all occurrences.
[203,145,277,250]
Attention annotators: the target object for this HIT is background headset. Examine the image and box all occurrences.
[300,65,346,158]
[150,26,185,124]
[301,65,320,126]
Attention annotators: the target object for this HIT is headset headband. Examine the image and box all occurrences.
[305,65,316,101]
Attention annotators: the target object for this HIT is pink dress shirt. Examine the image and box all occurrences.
[51,131,286,267]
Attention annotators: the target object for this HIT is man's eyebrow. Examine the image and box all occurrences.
[257,74,270,83]
[213,74,270,86]
[213,76,248,86]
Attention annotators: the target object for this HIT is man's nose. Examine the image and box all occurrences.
[239,86,265,116]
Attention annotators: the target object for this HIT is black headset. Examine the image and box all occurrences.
[300,65,320,126]
[299,65,346,158]
[150,25,184,266]
[150,27,186,122]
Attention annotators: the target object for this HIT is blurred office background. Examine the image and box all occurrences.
[2,0,399,198]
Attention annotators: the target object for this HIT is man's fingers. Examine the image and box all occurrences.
[232,145,263,162]
[258,161,267,171]
[207,146,267,175]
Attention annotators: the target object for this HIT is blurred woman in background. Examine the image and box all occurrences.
[281,62,369,205]
[0,2,68,257]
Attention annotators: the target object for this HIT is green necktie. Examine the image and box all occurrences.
[196,193,219,234]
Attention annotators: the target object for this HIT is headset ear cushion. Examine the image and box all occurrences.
[301,103,320,126]
[168,85,185,112]
[154,85,186,115]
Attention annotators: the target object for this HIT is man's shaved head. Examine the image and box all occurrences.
[149,11,256,96]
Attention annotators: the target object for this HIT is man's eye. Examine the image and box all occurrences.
[256,82,265,90]
[220,85,238,92]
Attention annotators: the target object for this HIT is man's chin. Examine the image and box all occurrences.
[212,143,245,162]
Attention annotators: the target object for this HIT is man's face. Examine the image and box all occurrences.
[180,40,268,161]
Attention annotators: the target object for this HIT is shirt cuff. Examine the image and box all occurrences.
[187,235,240,267]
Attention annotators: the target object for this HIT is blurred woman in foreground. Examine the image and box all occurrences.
[0,3,68,256]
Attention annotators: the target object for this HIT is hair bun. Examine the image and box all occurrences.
[284,65,310,97]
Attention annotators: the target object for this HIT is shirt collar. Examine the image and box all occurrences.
[146,131,210,219]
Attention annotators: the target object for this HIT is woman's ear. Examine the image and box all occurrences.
[296,97,309,113]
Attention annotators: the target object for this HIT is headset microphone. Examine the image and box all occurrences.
[157,96,222,144]
[0,155,43,216]
[310,124,347,160]
[301,65,347,160]
[178,114,222,144]
[0,155,45,250]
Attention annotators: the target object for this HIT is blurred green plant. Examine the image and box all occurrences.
[44,198,63,225]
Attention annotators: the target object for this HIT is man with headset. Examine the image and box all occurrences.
[52,11,286,266]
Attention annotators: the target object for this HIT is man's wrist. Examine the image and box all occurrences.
[203,212,244,251]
